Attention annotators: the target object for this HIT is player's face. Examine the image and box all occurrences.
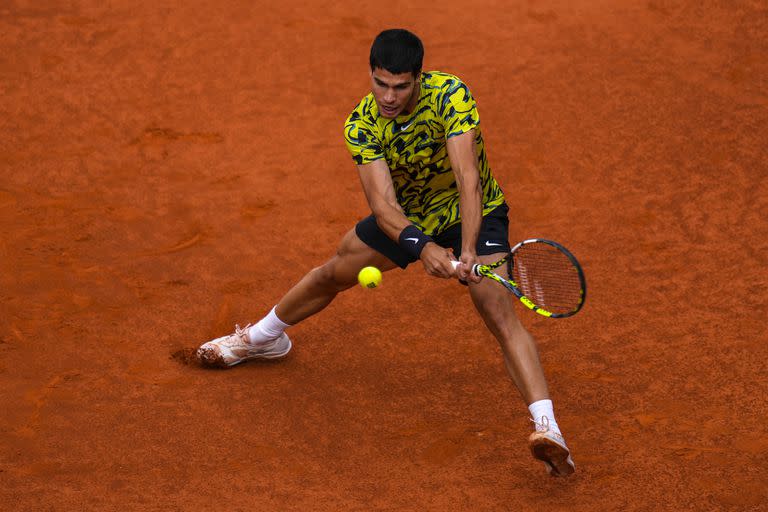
[370,68,420,118]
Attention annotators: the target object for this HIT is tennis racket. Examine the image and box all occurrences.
[451,238,586,318]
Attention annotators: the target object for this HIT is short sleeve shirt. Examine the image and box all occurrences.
[344,71,505,236]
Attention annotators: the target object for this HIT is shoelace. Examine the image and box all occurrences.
[232,323,276,348]
[221,324,252,347]
[531,415,551,432]
[234,324,251,338]
[531,416,567,445]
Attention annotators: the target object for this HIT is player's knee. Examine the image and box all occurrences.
[311,260,352,291]
[473,293,523,330]
[309,263,334,287]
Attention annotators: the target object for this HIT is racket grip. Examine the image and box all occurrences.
[450,260,480,276]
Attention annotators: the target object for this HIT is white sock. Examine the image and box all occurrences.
[528,399,561,435]
[247,306,291,344]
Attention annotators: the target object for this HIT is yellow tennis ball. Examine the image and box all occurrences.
[358,266,382,289]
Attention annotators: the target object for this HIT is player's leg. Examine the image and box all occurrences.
[266,213,412,329]
[275,227,397,325]
[466,262,549,403]
[443,205,550,403]
[439,203,574,476]
[196,215,407,368]
[467,254,575,477]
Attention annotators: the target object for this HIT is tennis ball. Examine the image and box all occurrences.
[358,266,382,289]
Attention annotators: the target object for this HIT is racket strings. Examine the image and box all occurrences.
[511,243,583,314]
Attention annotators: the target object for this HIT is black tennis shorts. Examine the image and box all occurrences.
[355,203,511,269]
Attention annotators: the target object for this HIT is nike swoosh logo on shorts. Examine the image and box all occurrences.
[485,241,503,246]
[405,237,419,243]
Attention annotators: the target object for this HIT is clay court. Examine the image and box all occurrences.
[1,0,767,510]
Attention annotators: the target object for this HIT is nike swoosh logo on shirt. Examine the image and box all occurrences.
[400,120,415,131]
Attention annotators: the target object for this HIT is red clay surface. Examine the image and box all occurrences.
[2,1,767,510]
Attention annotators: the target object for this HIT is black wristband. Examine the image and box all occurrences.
[398,225,433,259]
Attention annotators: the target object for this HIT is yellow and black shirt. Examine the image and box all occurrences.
[344,71,505,236]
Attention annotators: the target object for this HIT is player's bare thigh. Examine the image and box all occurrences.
[466,252,520,320]
[321,227,398,288]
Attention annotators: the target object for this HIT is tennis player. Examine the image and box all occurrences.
[196,29,575,477]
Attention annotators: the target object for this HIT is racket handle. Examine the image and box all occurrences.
[450,260,480,276]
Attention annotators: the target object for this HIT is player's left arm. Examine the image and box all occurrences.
[446,129,483,283]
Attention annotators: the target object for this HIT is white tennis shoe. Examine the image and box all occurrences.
[196,324,292,368]
[528,416,576,477]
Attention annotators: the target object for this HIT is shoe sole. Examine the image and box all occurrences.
[197,335,292,368]
[530,437,575,477]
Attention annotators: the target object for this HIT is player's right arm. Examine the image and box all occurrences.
[356,160,455,278]
[356,159,409,238]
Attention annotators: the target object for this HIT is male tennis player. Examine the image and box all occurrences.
[196,29,575,477]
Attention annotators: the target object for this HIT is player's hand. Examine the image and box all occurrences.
[457,251,482,284]
[420,243,456,279]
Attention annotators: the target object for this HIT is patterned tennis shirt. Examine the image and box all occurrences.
[344,71,505,236]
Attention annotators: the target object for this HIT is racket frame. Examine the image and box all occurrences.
[470,238,586,318]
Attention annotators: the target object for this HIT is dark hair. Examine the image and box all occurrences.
[369,29,424,77]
